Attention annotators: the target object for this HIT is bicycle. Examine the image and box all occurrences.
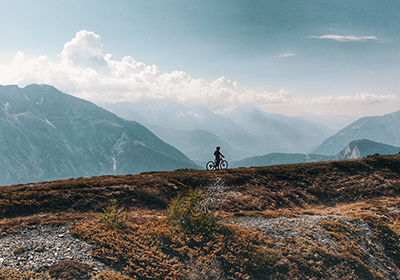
[206,159,228,170]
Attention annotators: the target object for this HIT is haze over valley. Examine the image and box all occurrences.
[1,84,399,185]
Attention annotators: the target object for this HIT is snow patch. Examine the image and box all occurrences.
[112,155,117,175]
[45,118,56,128]
[37,97,44,104]
[133,140,146,146]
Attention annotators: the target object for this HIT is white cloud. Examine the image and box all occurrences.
[60,30,108,70]
[277,53,295,58]
[309,34,378,42]
[306,93,398,104]
[0,30,397,117]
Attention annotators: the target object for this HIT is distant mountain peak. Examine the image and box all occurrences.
[311,109,400,155]
[0,84,198,185]
[335,139,400,160]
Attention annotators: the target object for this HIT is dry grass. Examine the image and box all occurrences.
[1,155,400,279]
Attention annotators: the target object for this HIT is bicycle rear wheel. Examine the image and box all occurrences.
[206,161,215,170]
[219,160,228,170]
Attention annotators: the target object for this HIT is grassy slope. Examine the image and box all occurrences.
[2,154,400,217]
[1,154,400,279]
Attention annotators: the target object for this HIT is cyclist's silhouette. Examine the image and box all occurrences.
[214,146,224,170]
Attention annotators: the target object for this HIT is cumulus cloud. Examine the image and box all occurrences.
[60,30,108,71]
[0,30,397,116]
[309,34,377,42]
[0,30,294,108]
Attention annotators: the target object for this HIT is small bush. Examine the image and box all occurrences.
[48,260,93,280]
[167,188,221,235]
[100,199,129,230]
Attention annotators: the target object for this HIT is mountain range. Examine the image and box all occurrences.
[0,84,198,186]
[102,101,335,162]
[311,110,400,155]
[2,84,400,185]
[231,139,400,168]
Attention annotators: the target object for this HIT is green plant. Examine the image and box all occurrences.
[167,188,221,235]
[100,199,129,230]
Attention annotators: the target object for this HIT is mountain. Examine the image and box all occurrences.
[102,101,255,160]
[231,153,333,168]
[102,101,249,141]
[228,106,333,154]
[335,139,400,160]
[146,125,237,164]
[0,84,198,185]
[231,139,400,168]
[299,113,357,131]
[103,101,334,161]
[311,110,400,155]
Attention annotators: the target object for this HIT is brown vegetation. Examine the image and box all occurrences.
[48,260,93,280]
[1,155,400,219]
[1,154,400,279]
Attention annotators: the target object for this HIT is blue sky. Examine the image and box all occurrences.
[0,0,399,116]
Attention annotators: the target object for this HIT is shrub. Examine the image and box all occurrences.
[167,188,221,235]
[48,260,93,280]
[100,199,129,230]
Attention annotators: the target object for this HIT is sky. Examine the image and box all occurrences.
[0,0,400,117]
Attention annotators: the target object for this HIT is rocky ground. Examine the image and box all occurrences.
[1,215,399,279]
[234,215,400,280]
[0,222,110,274]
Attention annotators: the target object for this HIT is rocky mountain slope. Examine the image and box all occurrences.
[0,84,197,186]
[1,155,400,279]
[311,110,400,155]
[335,139,400,160]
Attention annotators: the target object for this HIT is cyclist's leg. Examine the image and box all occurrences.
[215,158,220,170]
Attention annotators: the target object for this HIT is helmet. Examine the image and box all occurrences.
[216,146,220,150]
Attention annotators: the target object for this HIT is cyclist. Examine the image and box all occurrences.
[214,146,225,170]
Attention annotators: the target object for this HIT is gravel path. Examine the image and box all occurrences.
[233,214,346,253]
[0,223,111,273]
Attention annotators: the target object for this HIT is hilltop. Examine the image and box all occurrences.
[1,155,400,279]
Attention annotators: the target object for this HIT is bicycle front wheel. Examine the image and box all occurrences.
[206,161,215,170]
[219,160,228,170]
